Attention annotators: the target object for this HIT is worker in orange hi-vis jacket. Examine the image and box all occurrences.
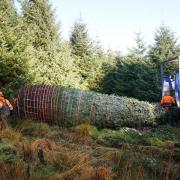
[160,91,176,110]
[0,91,13,129]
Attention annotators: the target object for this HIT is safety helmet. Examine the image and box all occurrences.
[164,91,170,96]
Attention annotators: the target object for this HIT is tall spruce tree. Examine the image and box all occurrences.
[70,18,92,58]
[0,0,30,96]
[70,18,98,88]
[22,0,80,86]
[149,25,180,65]
[149,25,180,88]
[69,19,114,90]
[22,0,59,49]
[129,32,146,57]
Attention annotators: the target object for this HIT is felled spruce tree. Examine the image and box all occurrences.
[17,85,164,129]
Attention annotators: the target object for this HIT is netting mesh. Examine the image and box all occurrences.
[17,85,55,124]
[16,85,162,128]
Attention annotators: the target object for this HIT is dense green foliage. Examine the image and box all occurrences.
[69,18,111,89]
[0,0,31,96]
[101,29,180,102]
[70,18,92,58]
[0,141,17,163]
[0,2,179,179]
[0,0,180,103]
[22,0,80,86]
[148,25,180,78]
[149,25,180,66]
[101,56,161,102]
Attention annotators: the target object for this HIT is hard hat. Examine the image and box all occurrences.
[164,91,170,95]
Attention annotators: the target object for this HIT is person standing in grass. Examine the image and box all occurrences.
[160,91,176,110]
[0,91,13,129]
[160,91,176,124]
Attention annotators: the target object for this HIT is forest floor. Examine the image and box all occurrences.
[0,119,179,180]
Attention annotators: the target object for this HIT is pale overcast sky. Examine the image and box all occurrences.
[15,0,180,53]
[50,0,180,53]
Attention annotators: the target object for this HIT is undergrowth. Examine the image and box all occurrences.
[0,119,179,179]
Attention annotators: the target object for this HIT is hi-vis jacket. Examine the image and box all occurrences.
[160,95,176,105]
[0,96,13,110]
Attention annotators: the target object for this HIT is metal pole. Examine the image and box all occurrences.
[176,56,180,108]
[160,63,164,97]
[179,56,180,92]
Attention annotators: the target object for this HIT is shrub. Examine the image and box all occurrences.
[0,141,17,163]
[75,124,97,137]
[146,137,165,147]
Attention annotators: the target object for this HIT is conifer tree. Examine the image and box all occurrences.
[23,0,59,49]
[70,18,98,88]
[149,24,180,83]
[22,0,80,86]
[101,56,160,102]
[129,32,146,57]
[149,25,180,65]
[70,18,92,58]
[0,0,30,95]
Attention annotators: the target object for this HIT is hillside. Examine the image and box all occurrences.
[0,119,179,179]
[1,0,180,179]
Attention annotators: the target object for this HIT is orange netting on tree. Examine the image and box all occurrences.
[16,85,161,128]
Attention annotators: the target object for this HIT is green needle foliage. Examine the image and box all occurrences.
[0,1,180,105]
[70,18,92,59]
[22,0,80,87]
[101,56,160,102]
[149,24,180,76]
[149,24,180,65]
[129,32,147,57]
[0,0,31,96]
[101,25,180,102]
[17,85,164,129]
[69,18,112,90]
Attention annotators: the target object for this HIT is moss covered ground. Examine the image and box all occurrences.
[0,119,179,179]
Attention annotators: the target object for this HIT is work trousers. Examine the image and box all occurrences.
[0,105,10,129]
